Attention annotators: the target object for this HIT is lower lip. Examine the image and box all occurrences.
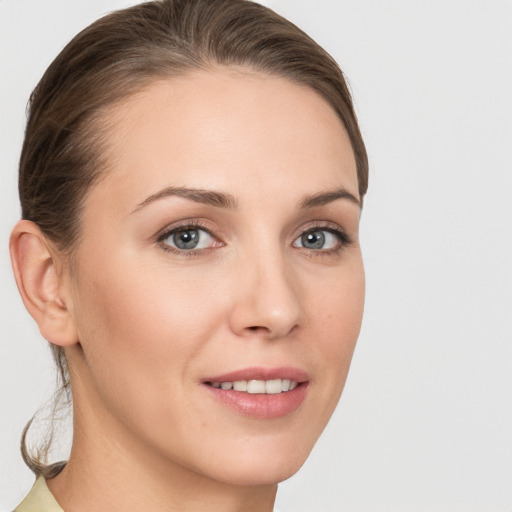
[203,383,308,419]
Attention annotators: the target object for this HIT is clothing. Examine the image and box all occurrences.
[14,477,64,512]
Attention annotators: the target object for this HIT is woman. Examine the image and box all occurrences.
[9,0,368,510]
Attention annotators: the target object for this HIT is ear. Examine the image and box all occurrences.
[10,220,78,347]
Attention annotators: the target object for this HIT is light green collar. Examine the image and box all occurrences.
[15,476,64,512]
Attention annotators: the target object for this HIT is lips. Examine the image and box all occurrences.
[202,367,309,419]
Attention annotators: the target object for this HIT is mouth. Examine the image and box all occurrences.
[206,378,299,394]
[202,367,309,419]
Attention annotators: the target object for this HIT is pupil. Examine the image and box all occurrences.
[302,230,325,249]
[173,229,199,249]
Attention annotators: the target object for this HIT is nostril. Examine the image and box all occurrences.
[247,325,268,332]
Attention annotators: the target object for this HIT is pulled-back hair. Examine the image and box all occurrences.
[19,0,368,477]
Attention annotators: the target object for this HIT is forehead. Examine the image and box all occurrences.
[92,68,358,210]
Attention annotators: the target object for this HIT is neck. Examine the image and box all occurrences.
[47,357,277,512]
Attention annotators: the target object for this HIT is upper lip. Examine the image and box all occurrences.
[203,366,309,384]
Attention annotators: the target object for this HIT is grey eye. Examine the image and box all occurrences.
[164,228,214,250]
[293,229,339,250]
[301,230,325,249]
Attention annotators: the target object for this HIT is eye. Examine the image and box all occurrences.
[292,228,344,251]
[161,227,216,251]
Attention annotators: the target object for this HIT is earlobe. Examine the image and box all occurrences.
[9,220,78,347]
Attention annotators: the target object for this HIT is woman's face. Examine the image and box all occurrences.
[65,68,364,485]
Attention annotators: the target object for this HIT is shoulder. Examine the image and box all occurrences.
[13,477,64,512]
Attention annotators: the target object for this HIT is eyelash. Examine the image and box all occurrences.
[156,220,353,256]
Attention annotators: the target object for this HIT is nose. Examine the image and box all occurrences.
[228,251,305,340]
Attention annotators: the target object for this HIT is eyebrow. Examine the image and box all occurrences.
[132,185,359,214]
[131,186,238,213]
[299,188,360,209]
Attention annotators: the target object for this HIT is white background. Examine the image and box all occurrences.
[1,1,511,511]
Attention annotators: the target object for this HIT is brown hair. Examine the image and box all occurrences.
[19,0,368,477]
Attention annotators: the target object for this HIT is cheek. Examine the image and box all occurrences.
[70,255,225,405]
[307,260,365,391]
[78,239,214,328]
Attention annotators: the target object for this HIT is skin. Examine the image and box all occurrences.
[11,68,364,512]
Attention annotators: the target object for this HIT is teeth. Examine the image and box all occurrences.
[247,380,266,393]
[265,379,282,394]
[233,380,247,392]
[210,379,299,394]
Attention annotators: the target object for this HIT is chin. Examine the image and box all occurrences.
[211,455,307,487]
[193,433,317,487]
